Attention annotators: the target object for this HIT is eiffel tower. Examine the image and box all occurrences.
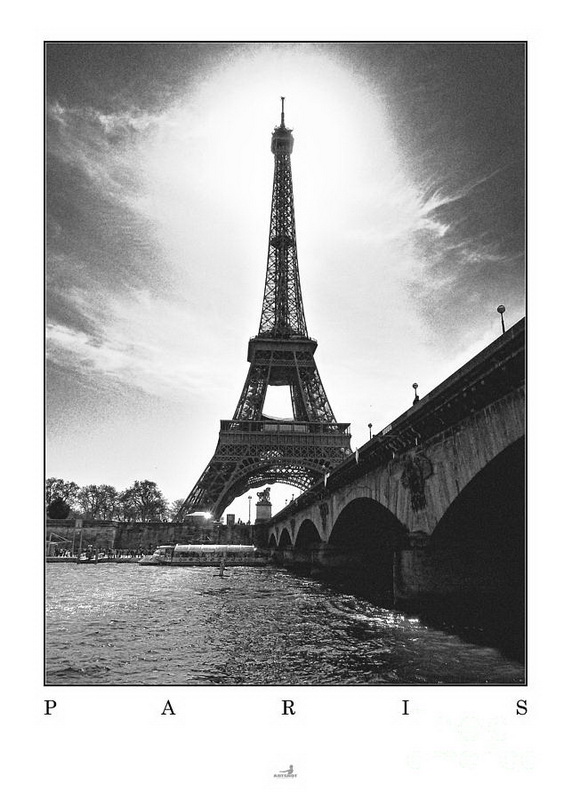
[178,99,351,520]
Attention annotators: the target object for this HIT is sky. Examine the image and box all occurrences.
[45,42,525,521]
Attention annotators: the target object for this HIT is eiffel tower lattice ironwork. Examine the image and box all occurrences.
[178,99,352,520]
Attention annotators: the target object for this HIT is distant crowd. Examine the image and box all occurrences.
[49,547,154,559]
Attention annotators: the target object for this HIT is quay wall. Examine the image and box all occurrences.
[46,520,117,551]
[46,519,254,552]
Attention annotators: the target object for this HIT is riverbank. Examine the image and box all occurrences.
[46,556,141,563]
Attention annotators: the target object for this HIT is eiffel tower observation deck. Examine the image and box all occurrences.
[178,99,352,520]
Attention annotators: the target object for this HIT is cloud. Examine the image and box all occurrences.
[419,168,503,215]
[47,101,160,216]
[46,289,231,401]
[46,95,251,402]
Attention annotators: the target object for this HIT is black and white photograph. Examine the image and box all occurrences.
[45,41,526,688]
[5,0,570,790]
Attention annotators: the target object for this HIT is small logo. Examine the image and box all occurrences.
[273,764,297,778]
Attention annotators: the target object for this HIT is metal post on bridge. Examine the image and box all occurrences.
[497,304,506,334]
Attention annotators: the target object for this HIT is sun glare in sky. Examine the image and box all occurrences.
[141,45,398,298]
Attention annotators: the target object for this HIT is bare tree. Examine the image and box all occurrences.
[77,485,100,519]
[169,498,186,521]
[77,484,119,520]
[117,480,168,522]
[97,485,118,520]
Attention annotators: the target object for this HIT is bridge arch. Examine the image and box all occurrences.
[329,497,407,548]
[277,528,293,549]
[268,531,278,548]
[294,518,323,550]
[325,497,407,604]
[427,436,524,659]
[424,389,525,533]
[431,437,524,544]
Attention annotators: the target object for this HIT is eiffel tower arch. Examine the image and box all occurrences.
[178,99,352,520]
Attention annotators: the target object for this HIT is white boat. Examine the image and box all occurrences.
[139,544,268,567]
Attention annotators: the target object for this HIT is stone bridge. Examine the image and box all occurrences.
[262,319,525,653]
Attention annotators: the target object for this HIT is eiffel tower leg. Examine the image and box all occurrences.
[233,363,269,420]
[292,360,336,422]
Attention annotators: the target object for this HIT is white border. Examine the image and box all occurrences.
[4,2,567,793]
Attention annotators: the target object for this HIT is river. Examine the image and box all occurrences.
[45,563,524,685]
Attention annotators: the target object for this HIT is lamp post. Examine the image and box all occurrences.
[248,495,252,525]
[497,304,506,334]
[368,422,372,440]
[412,383,419,405]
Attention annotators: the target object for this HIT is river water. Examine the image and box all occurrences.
[45,564,524,685]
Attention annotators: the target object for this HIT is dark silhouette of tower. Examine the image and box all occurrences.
[178,99,351,519]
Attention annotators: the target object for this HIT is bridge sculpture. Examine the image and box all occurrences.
[178,99,350,520]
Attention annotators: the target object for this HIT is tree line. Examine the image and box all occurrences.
[46,477,185,522]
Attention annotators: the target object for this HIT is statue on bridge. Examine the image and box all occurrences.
[257,487,271,503]
[400,454,432,511]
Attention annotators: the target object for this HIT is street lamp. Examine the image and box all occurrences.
[368,422,372,440]
[248,495,252,525]
[497,304,506,334]
[412,382,419,405]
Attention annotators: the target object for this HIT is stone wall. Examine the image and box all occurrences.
[46,519,254,553]
[46,520,117,552]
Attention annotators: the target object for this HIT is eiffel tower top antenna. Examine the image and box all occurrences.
[280,95,285,126]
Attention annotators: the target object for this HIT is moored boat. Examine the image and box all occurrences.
[139,544,269,567]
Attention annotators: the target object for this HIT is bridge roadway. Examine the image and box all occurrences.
[261,318,525,633]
